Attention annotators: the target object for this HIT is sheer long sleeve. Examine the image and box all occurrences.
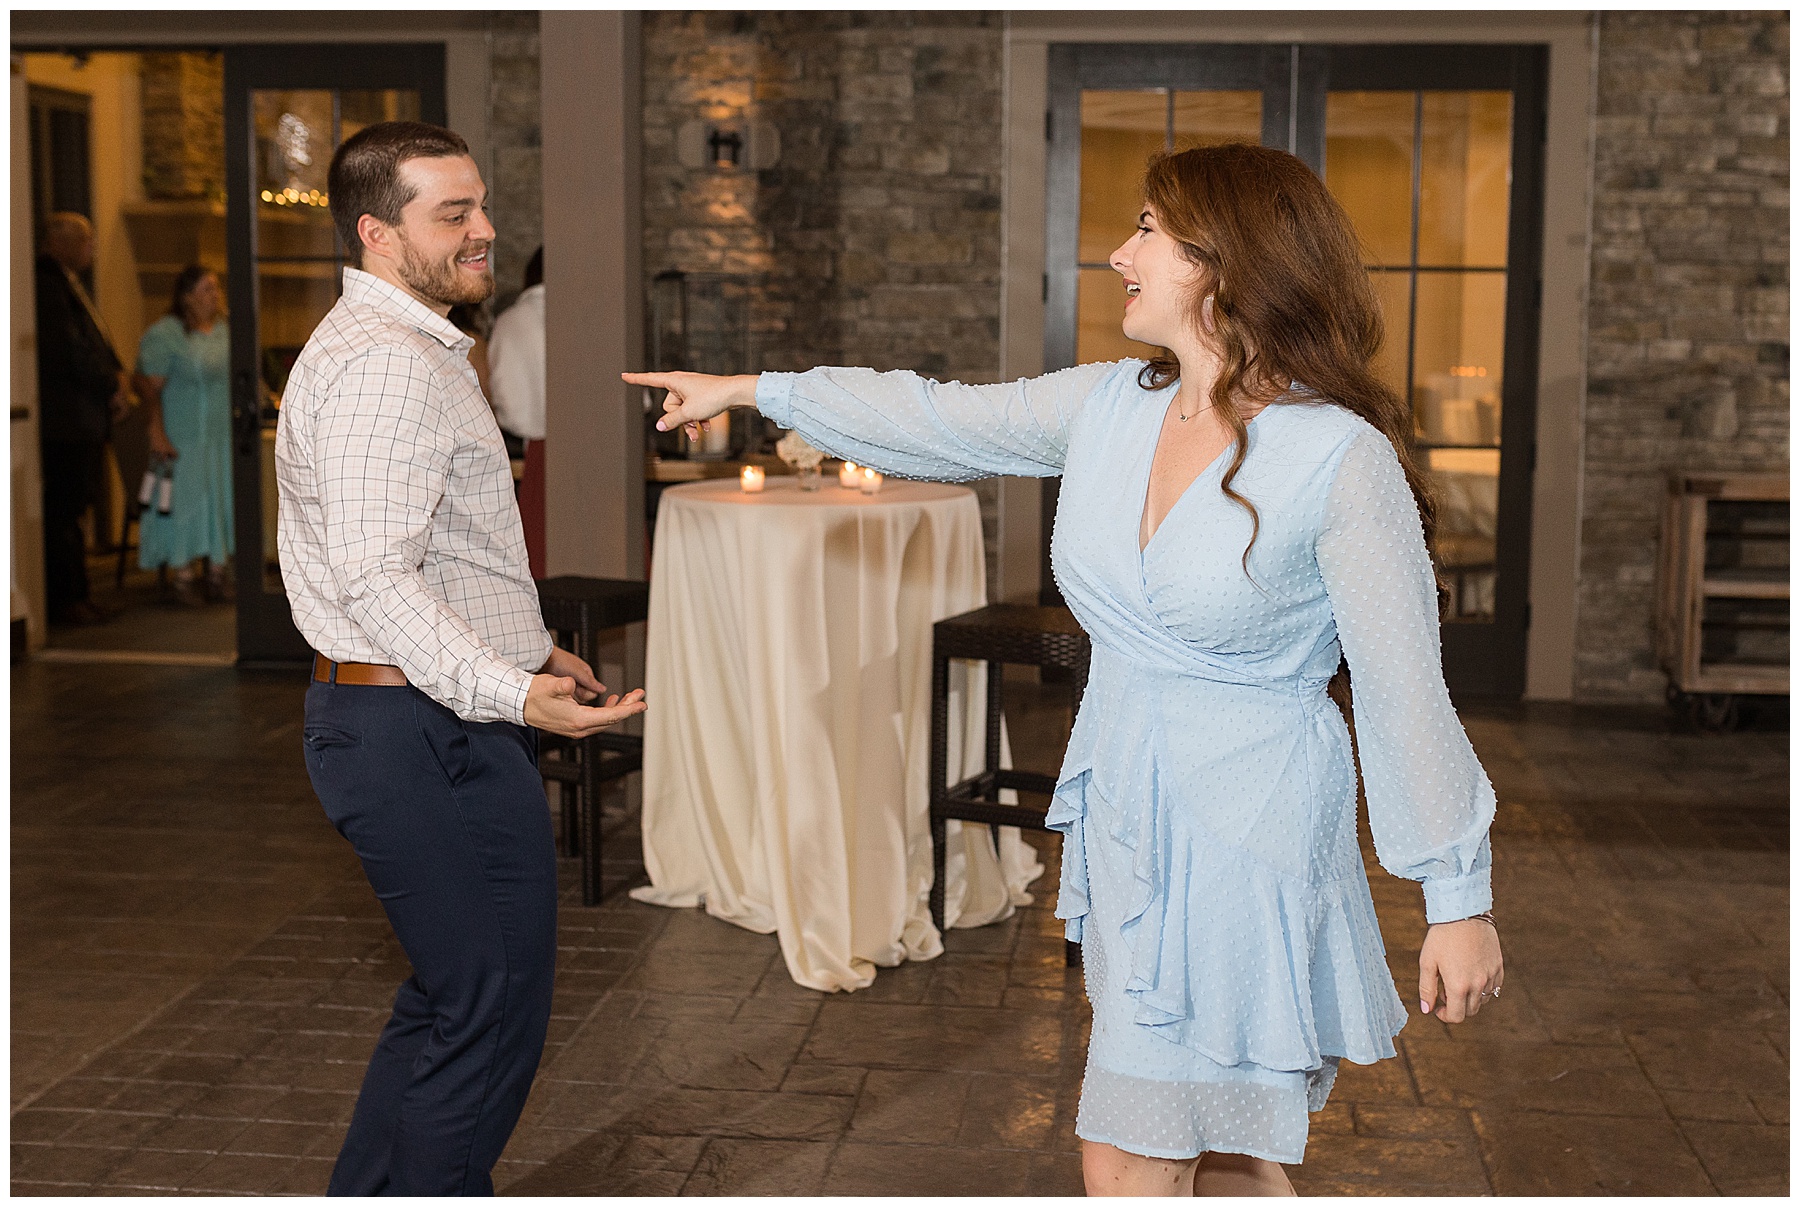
[1316,427,1496,923]
[755,361,1124,481]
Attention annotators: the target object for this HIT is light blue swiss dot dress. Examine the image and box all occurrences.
[136,315,235,570]
[756,359,1497,1164]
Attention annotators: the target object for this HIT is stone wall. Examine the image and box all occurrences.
[495,14,1793,674]
[1576,11,1789,700]
[488,11,543,314]
[641,11,1008,597]
[140,52,224,201]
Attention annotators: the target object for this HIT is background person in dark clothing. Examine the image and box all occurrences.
[36,211,133,625]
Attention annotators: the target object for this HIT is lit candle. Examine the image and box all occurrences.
[860,467,883,495]
[739,465,765,493]
[701,410,731,456]
[838,460,860,489]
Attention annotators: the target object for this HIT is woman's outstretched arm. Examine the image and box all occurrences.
[624,361,1124,481]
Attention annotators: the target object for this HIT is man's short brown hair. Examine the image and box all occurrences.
[327,121,469,267]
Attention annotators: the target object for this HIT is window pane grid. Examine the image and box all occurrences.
[1076,88,1261,363]
[1325,88,1512,623]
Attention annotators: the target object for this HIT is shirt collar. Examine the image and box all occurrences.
[341,267,472,352]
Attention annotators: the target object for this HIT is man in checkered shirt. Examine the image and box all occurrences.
[276,121,645,1196]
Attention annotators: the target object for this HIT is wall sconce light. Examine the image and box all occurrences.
[677,119,780,172]
[708,128,742,168]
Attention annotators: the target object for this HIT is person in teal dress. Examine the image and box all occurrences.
[627,144,1506,1196]
[134,264,234,604]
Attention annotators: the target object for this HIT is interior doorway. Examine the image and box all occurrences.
[1042,41,1547,699]
[20,50,237,668]
[16,44,446,668]
[223,44,445,664]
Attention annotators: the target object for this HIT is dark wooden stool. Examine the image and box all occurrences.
[928,603,1090,966]
[537,576,650,906]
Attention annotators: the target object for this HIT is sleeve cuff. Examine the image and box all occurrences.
[485,659,536,726]
[754,371,797,428]
[1422,866,1492,925]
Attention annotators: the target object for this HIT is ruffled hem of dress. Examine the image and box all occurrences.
[1046,761,1409,1072]
[1073,1125,1304,1167]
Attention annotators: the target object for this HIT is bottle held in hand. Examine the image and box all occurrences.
[141,456,176,515]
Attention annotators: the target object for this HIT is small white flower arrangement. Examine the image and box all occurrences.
[775,430,825,471]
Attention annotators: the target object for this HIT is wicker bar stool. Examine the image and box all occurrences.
[929,603,1090,966]
[537,576,650,906]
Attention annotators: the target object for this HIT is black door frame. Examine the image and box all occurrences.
[223,43,446,666]
[1041,41,1548,699]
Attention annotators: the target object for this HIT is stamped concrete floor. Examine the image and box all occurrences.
[11,659,1788,1196]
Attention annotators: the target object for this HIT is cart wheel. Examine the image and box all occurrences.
[1686,692,1741,734]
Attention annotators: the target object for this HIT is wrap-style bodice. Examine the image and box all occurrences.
[757,359,1497,1071]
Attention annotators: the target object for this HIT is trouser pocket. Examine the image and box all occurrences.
[413,691,473,789]
[303,725,360,749]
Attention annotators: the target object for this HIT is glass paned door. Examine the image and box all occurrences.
[225,46,444,664]
[1075,89,1262,365]
[1325,89,1513,622]
[1045,42,1547,698]
[249,87,421,598]
[1043,44,1297,618]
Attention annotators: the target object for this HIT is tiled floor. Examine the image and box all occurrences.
[37,556,238,660]
[11,656,1788,1196]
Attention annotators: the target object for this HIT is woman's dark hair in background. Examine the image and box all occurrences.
[524,246,544,290]
[168,264,217,327]
[1136,143,1437,562]
[326,120,470,269]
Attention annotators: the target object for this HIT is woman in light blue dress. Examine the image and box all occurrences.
[627,144,1504,1196]
[135,265,234,604]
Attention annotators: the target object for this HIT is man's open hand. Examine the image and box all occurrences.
[524,674,646,739]
[540,645,604,702]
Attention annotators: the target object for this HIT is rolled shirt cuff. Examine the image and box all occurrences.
[1422,865,1493,925]
[482,657,537,726]
[754,371,797,428]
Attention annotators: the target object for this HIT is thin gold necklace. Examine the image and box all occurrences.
[1176,402,1214,423]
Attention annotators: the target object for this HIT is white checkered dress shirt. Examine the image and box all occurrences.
[276,268,551,724]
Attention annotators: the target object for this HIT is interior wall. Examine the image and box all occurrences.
[541,10,643,582]
[639,12,1013,602]
[12,58,46,647]
[10,19,499,317]
[1574,10,1789,701]
[1003,11,1595,699]
[10,15,501,663]
[539,10,646,779]
[22,53,146,368]
[485,13,540,315]
[21,52,146,560]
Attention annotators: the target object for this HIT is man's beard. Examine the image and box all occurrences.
[395,233,494,308]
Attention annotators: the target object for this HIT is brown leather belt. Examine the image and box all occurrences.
[312,654,409,687]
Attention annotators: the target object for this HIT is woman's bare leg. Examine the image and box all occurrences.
[1192,1151,1295,1196]
[1082,1141,1198,1196]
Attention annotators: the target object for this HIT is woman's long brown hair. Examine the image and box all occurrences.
[1137,143,1438,569]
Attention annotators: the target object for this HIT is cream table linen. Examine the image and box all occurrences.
[632,476,1043,991]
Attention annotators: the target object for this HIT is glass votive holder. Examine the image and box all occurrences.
[860,467,883,495]
[739,465,765,493]
[838,461,861,489]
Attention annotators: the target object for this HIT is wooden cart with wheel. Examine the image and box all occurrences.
[1655,472,1789,732]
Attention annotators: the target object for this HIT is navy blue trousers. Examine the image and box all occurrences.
[302,681,556,1196]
